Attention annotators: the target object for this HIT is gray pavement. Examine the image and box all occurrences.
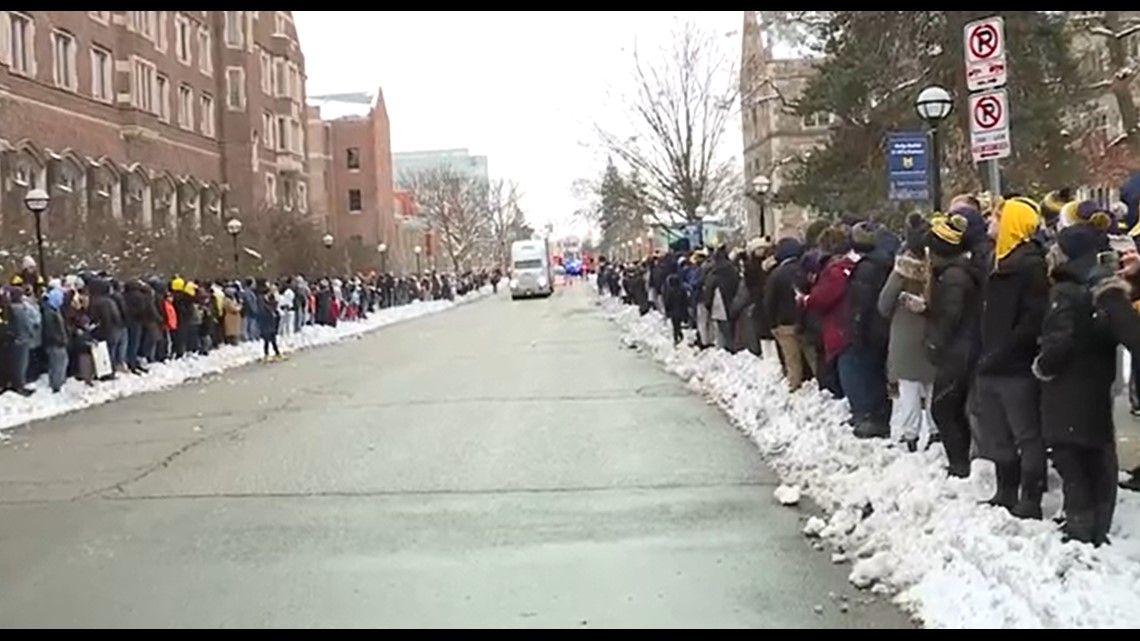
[0,286,912,629]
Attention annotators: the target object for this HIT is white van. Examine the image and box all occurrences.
[510,239,553,300]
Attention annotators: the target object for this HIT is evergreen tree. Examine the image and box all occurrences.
[765,11,1084,216]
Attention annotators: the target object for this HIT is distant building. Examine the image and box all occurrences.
[739,11,831,238]
[393,148,489,186]
[306,89,411,273]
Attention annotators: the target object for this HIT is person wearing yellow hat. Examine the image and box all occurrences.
[973,197,1050,519]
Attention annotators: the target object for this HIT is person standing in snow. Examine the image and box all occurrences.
[257,285,282,361]
[974,197,1050,519]
[925,214,984,479]
[878,214,939,452]
[41,286,69,394]
[1034,222,1120,546]
[800,227,857,402]
[843,221,896,439]
[765,237,808,390]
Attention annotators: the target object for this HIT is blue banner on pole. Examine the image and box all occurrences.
[887,132,930,202]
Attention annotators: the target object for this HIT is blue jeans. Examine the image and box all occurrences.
[11,343,30,389]
[46,346,68,392]
[127,322,143,368]
[110,329,127,368]
[836,346,889,419]
[242,316,260,342]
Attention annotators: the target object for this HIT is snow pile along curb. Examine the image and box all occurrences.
[0,287,493,432]
[601,297,1140,629]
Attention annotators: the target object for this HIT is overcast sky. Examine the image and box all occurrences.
[294,11,744,235]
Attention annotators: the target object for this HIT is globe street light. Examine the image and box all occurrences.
[752,175,772,240]
[915,85,954,212]
[377,242,388,274]
[322,233,334,249]
[225,217,243,275]
[23,188,50,279]
[413,244,423,273]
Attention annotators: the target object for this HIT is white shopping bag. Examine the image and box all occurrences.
[91,341,113,379]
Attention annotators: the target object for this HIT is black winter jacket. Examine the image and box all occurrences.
[764,258,807,328]
[925,253,983,380]
[1037,257,1118,448]
[846,249,893,351]
[978,241,1049,377]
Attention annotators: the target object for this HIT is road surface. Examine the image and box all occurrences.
[0,285,911,629]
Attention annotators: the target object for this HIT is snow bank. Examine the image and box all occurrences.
[602,297,1140,629]
[0,288,492,432]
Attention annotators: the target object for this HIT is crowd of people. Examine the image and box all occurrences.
[0,261,494,396]
[599,183,1140,548]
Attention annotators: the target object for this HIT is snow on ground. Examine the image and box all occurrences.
[601,296,1140,629]
[0,288,492,433]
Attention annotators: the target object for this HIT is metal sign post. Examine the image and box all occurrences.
[963,16,1009,196]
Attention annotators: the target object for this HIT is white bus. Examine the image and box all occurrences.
[510,239,553,300]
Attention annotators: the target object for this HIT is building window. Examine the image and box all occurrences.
[174,14,192,65]
[155,11,168,52]
[130,11,157,40]
[132,57,157,113]
[265,172,278,206]
[9,12,34,77]
[155,74,171,121]
[289,63,302,101]
[275,12,287,35]
[89,11,110,25]
[224,11,244,48]
[260,51,272,94]
[51,30,77,91]
[200,93,215,137]
[198,27,213,75]
[90,46,112,103]
[802,112,834,129]
[292,120,304,155]
[276,116,289,152]
[274,58,287,97]
[348,189,363,212]
[178,84,194,130]
[225,66,245,110]
[259,112,273,149]
[298,182,308,213]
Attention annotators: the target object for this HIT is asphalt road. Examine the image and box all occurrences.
[0,285,911,629]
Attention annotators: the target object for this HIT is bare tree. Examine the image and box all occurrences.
[401,168,491,271]
[597,20,739,222]
[1071,12,1140,157]
[486,178,529,266]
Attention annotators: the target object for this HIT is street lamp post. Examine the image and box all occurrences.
[23,188,50,277]
[413,245,423,274]
[226,217,243,276]
[322,233,335,275]
[751,175,772,240]
[377,243,388,274]
[915,85,954,212]
[694,205,709,248]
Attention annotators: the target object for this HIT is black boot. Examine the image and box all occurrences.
[984,461,1020,511]
[1010,484,1045,521]
[1119,467,1140,492]
[854,416,890,440]
[1061,511,1096,545]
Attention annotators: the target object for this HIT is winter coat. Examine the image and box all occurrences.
[222,298,242,338]
[978,240,1049,378]
[925,254,983,381]
[8,297,36,346]
[802,254,856,362]
[744,256,773,338]
[878,253,937,383]
[711,256,742,319]
[41,301,68,349]
[256,295,281,336]
[88,280,124,343]
[663,274,688,320]
[846,248,893,353]
[764,257,807,329]
[123,281,158,326]
[1036,255,1118,448]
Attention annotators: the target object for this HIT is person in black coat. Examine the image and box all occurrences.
[974,198,1051,518]
[765,238,809,389]
[122,280,155,373]
[845,222,896,438]
[88,278,123,380]
[925,215,985,479]
[1034,224,1119,546]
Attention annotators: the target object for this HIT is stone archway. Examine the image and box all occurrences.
[48,152,87,237]
[122,165,151,228]
[177,178,202,238]
[2,142,47,242]
[151,174,176,236]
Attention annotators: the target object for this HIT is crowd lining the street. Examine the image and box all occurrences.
[0,264,496,395]
[598,179,1140,548]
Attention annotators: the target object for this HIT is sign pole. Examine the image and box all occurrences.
[964,16,1011,196]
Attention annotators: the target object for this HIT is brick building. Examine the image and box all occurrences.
[0,11,308,242]
[739,11,831,237]
[306,91,412,273]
